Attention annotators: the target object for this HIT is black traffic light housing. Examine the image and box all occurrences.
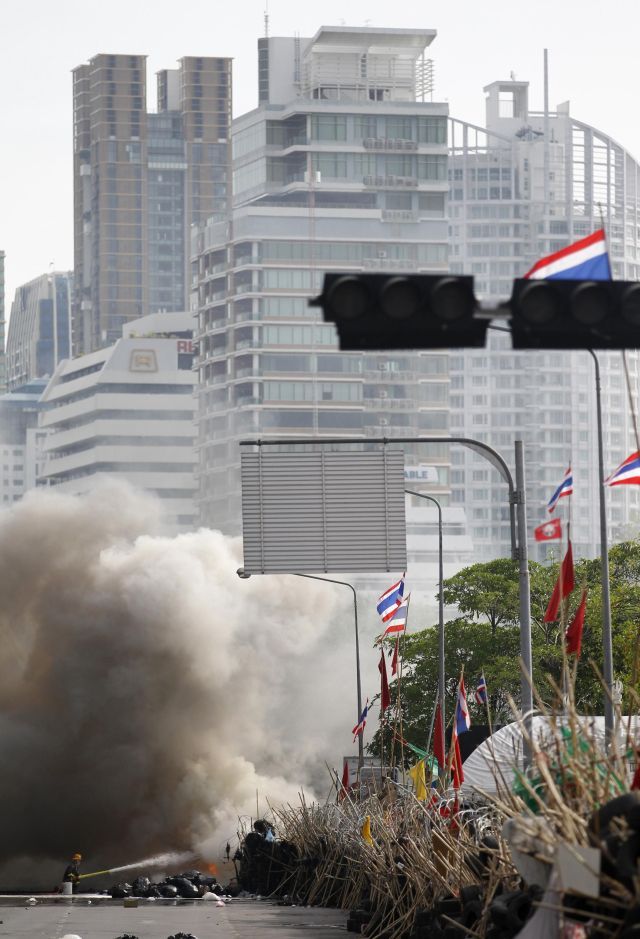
[510,278,640,349]
[311,273,487,350]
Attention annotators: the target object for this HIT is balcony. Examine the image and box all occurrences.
[363,175,419,188]
[363,138,418,151]
[365,397,417,409]
[382,210,419,223]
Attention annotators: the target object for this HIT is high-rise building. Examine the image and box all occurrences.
[0,251,6,394]
[73,53,231,355]
[6,271,73,390]
[448,80,640,560]
[39,311,197,533]
[0,378,48,505]
[193,26,451,534]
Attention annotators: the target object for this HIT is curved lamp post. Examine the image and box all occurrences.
[237,567,364,768]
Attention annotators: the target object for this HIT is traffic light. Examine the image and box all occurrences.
[510,278,640,349]
[311,273,487,350]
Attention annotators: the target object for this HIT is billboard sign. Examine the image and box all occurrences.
[240,449,407,574]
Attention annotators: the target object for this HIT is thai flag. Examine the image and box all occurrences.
[455,675,471,735]
[606,451,640,487]
[352,699,369,742]
[524,229,612,281]
[547,466,573,514]
[475,673,488,706]
[376,574,405,623]
[381,594,410,638]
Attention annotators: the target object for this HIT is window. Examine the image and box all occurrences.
[310,115,347,141]
[417,155,447,181]
[418,117,447,144]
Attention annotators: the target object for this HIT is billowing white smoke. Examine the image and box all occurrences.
[0,480,363,888]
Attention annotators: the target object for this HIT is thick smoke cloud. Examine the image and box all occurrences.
[0,480,359,888]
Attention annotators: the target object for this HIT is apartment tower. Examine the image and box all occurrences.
[193,26,452,535]
[72,53,231,355]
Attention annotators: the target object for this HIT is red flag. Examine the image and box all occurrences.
[391,638,399,676]
[450,728,464,789]
[433,701,445,769]
[544,540,575,623]
[565,588,587,656]
[378,649,390,713]
[534,518,562,542]
[339,760,350,801]
[631,761,640,791]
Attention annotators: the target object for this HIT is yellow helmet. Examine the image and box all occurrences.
[72,853,82,861]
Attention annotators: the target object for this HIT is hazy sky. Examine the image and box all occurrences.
[2,0,639,310]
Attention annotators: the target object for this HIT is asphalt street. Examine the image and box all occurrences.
[0,896,347,938]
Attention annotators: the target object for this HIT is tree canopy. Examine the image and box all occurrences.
[368,541,640,763]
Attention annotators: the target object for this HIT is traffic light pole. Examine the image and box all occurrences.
[515,440,533,760]
[240,435,533,728]
[588,350,614,743]
[405,490,445,777]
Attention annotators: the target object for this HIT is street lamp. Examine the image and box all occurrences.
[239,435,532,733]
[236,567,364,768]
[404,489,445,770]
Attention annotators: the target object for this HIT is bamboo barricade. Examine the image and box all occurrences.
[233,679,640,939]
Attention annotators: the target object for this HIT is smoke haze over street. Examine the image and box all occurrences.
[0,480,356,888]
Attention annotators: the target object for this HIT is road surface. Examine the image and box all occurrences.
[0,896,347,937]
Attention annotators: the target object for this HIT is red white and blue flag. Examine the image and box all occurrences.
[475,673,488,706]
[352,699,369,742]
[376,574,405,623]
[547,466,573,514]
[455,675,471,735]
[524,229,611,281]
[381,594,411,638]
[606,451,640,487]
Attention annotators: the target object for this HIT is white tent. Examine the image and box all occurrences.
[461,715,640,797]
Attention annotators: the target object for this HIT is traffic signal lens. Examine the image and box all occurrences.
[518,282,563,324]
[326,276,371,320]
[571,282,611,325]
[621,284,640,325]
[431,278,475,322]
[380,277,422,320]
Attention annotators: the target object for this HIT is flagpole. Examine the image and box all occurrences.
[587,350,614,745]
[515,440,533,763]
[405,490,445,781]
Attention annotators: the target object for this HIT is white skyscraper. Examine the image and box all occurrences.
[39,312,197,533]
[448,79,640,560]
[193,26,453,537]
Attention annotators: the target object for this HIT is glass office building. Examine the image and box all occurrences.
[193,27,452,535]
[448,80,640,559]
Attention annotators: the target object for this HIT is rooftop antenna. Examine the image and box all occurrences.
[543,49,550,212]
[264,0,269,38]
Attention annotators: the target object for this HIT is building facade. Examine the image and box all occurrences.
[0,251,5,394]
[0,379,47,506]
[6,271,73,390]
[193,26,452,535]
[39,312,197,533]
[448,80,640,560]
[72,53,231,355]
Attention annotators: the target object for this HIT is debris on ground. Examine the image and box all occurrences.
[108,869,224,900]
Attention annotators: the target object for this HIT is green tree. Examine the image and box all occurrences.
[368,543,640,763]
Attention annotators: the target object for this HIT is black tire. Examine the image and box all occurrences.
[460,884,482,904]
[592,793,640,835]
[616,833,640,880]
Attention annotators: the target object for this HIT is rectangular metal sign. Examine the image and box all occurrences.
[241,449,407,573]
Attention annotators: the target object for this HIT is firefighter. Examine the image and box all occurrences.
[63,853,82,892]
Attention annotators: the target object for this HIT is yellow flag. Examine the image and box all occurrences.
[408,759,427,801]
[361,815,373,845]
